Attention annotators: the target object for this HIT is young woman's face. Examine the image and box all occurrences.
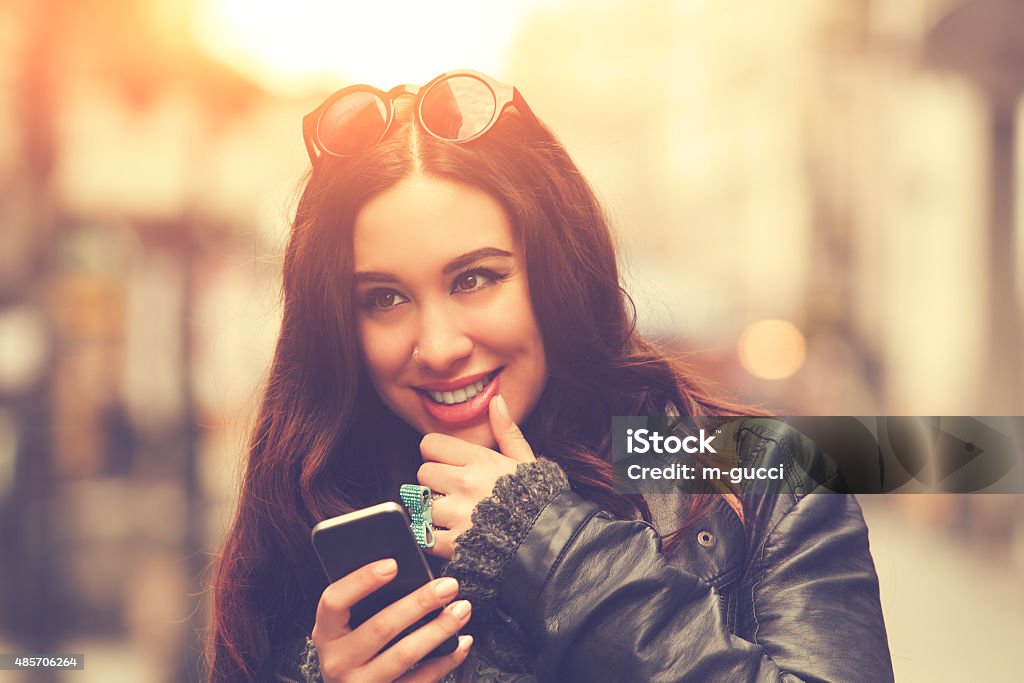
[353,174,548,448]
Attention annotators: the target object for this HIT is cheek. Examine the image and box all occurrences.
[489,298,547,421]
[484,287,546,371]
[507,285,545,354]
[471,291,541,352]
[358,322,406,385]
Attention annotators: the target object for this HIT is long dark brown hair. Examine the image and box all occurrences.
[206,98,758,681]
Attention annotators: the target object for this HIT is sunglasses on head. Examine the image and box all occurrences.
[302,70,538,165]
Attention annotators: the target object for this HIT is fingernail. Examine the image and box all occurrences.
[374,559,398,576]
[495,394,510,420]
[449,600,471,619]
[459,635,474,651]
[434,577,458,598]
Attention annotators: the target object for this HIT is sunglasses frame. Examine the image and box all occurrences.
[302,69,538,165]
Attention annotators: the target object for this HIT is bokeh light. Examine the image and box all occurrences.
[737,319,807,380]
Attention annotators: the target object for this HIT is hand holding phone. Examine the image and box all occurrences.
[310,503,472,681]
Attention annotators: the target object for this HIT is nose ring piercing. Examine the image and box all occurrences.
[412,346,425,368]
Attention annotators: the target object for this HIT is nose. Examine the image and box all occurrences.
[414,300,473,373]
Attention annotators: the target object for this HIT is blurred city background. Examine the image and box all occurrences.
[1,0,1022,680]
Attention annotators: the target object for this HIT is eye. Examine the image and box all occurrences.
[361,288,409,312]
[451,269,505,294]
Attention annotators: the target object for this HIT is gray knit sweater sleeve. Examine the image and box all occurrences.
[441,457,571,673]
[443,457,570,610]
[282,457,571,682]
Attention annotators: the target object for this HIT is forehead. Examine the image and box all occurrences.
[353,174,515,273]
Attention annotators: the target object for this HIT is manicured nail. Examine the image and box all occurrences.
[495,394,510,421]
[374,559,398,576]
[449,600,471,619]
[434,577,459,598]
[459,635,473,651]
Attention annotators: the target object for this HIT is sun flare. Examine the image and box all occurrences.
[192,0,538,95]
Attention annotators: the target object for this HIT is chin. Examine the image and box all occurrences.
[422,418,496,450]
[451,423,497,449]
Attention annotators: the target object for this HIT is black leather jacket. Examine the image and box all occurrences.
[280,418,894,682]
[481,418,894,682]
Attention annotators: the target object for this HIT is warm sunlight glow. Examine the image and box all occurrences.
[193,0,541,95]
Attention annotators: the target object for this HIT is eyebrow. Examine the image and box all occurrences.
[442,247,514,274]
[354,247,514,284]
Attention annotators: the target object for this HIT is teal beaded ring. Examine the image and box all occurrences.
[399,484,436,549]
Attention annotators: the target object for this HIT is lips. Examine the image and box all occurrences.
[416,369,502,425]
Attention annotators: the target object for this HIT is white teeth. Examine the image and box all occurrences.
[427,372,495,406]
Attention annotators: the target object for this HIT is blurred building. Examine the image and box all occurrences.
[0,1,301,680]
[507,0,1023,415]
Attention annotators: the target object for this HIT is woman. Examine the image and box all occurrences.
[206,71,894,682]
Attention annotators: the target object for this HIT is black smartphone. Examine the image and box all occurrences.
[310,502,459,658]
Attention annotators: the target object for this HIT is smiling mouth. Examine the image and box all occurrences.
[419,370,500,406]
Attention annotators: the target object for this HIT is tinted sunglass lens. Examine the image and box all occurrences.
[318,92,388,156]
[420,76,497,141]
